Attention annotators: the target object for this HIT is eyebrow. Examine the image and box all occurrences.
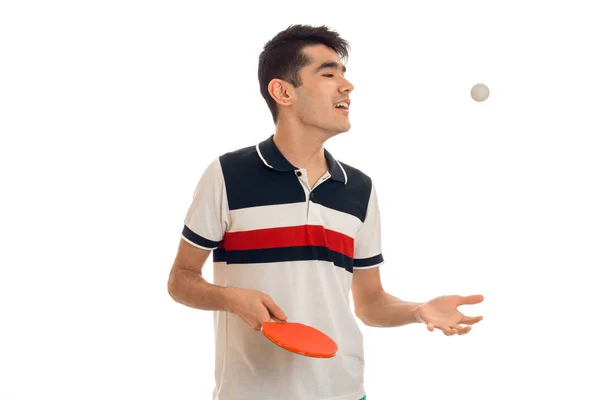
[315,61,347,74]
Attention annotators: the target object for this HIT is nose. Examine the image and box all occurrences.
[340,77,354,94]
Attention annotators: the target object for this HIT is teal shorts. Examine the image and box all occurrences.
[359,396,366,400]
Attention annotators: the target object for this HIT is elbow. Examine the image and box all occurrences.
[167,270,180,301]
[355,307,375,327]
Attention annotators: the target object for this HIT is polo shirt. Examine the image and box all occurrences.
[181,134,384,400]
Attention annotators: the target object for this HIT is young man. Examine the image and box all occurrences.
[168,24,484,400]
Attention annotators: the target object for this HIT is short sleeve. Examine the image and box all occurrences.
[353,182,384,269]
[181,158,229,250]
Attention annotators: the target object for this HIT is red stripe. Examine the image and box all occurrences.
[223,225,354,259]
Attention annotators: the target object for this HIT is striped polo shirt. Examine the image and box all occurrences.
[182,134,384,400]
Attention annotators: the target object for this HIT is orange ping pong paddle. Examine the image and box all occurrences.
[261,316,338,358]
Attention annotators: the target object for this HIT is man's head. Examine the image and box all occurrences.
[258,25,354,135]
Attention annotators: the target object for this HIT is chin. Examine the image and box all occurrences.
[312,119,351,136]
[338,122,351,133]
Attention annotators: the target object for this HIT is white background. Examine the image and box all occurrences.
[1,1,599,399]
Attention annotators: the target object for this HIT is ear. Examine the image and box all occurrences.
[268,78,294,107]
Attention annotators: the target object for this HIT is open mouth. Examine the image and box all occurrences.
[334,101,350,113]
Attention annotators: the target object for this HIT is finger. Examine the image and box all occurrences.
[459,315,483,325]
[457,326,471,335]
[262,296,287,321]
[427,323,435,332]
[459,294,484,305]
[441,326,458,336]
[252,318,265,331]
[258,309,273,326]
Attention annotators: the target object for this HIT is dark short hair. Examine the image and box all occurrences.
[258,24,350,124]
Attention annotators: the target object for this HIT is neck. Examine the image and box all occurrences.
[273,117,330,170]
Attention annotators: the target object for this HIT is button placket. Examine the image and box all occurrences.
[295,170,311,211]
[295,170,307,189]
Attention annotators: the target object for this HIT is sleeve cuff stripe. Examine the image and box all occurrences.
[354,254,384,267]
[182,226,220,249]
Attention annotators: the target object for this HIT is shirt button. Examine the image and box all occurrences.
[310,192,315,199]
[296,171,302,177]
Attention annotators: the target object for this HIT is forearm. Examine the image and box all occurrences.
[168,269,233,312]
[357,292,423,328]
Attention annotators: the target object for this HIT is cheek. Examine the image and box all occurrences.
[301,94,327,115]
[314,93,333,115]
[297,87,333,118]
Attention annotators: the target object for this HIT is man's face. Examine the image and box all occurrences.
[290,44,354,136]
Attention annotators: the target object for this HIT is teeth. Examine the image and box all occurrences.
[334,102,349,109]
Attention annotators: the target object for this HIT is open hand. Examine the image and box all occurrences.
[414,294,484,336]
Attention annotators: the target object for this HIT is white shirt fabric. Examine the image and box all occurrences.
[181,136,384,400]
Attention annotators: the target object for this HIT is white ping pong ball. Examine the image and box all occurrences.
[471,83,490,102]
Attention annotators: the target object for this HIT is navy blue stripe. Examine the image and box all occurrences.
[213,248,226,262]
[354,254,384,267]
[311,172,371,222]
[218,144,373,221]
[212,246,353,273]
[220,148,306,210]
[182,226,221,249]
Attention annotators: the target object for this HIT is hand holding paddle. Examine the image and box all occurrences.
[225,287,287,331]
[225,288,338,358]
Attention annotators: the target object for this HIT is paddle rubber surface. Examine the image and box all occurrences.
[261,321,338,358]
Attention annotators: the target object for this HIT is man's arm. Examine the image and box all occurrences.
[352,267,484,335]
[351,267,422,328]
[167,238,288,330]
[167,238,232,311]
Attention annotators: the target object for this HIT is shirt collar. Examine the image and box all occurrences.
[256,134,348,184]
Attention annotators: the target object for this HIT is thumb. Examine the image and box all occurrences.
[263,296,287,321]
